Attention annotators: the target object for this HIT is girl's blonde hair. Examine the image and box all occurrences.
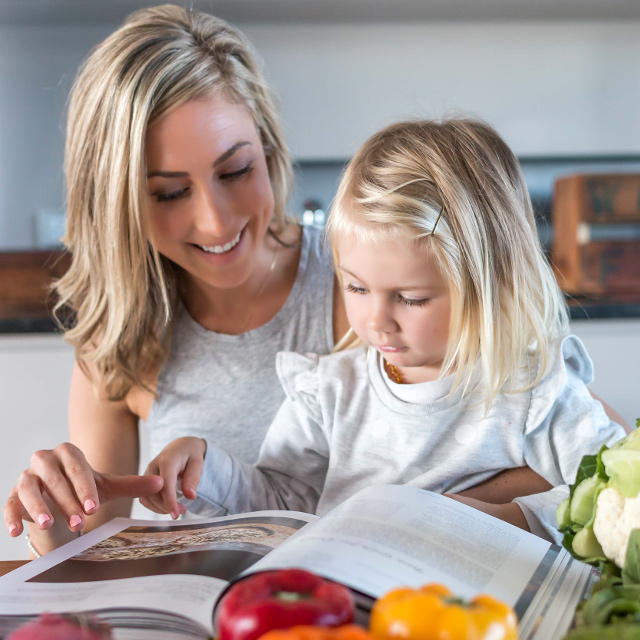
[55,4,293,400]
[327,118,569,408]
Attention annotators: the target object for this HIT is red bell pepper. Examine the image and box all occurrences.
[216,569,355,640]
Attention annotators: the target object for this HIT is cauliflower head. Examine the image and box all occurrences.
[557,422,640,569]
[593,487,640,569]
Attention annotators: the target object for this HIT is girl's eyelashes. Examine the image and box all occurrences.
[219,163,254,182]
[153,187,190,203]
[399,295,429,307]
[345,283,367,295]
[345,283,429,307]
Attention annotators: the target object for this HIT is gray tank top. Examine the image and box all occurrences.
[142,225,335,464]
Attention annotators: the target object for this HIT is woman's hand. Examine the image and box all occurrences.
[3,442,163,538]
[141,437,207,520]
[446,494,530,531]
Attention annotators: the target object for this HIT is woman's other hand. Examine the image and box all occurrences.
[446,494,530,531]
[3,442,163,537]
[141,437,207,519]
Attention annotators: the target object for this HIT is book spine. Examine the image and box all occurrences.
[552,175,583,293]
[582,174,640,223]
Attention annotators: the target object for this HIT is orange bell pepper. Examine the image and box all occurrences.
[369,584,518,640]
[259,625,374,640]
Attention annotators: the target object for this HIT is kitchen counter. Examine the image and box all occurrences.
[0,250,70,334]
[567,295,640,320]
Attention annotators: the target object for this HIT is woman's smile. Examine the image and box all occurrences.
[195,230,242,254]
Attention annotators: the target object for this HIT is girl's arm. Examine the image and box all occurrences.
[3,362,162,556]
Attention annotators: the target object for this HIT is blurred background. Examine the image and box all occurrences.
[1,0,639,559]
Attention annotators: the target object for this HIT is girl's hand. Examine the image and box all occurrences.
[3,442,164,537]
[141,437,207,520]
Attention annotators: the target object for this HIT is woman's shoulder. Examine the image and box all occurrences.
[300,224,333,273]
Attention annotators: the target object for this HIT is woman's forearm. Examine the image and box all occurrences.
[456,466,552,504]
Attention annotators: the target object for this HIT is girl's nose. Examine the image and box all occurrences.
[194,186,233,237]
[367,300,398,334]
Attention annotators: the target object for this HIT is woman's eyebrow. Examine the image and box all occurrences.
[213,141,252,167]
[147,169,188,179]
[147,141,252,178]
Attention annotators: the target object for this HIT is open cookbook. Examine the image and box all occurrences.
[0,485,592,640]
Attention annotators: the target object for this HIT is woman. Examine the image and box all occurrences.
[2,5,625,557]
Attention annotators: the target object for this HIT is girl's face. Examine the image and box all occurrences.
[145,95,275,291]
[336,230,451,383]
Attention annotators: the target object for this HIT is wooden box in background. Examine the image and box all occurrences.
[552,173,640,296]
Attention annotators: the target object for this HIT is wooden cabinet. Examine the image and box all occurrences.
[0,250,71,323]
[552,174,640,296]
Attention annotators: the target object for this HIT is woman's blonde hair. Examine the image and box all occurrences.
[55,4,293,400]
[327,118,569,409]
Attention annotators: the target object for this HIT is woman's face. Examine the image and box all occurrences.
[145,95,275,291]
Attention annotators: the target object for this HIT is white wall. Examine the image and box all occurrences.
[1,20,640,247]
[571,319,640,430]
[0,25,113,249]
[244,21,640,159]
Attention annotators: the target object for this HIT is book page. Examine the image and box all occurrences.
[0,510,316,635]
[249,485,553,607]
[1,511,316,587]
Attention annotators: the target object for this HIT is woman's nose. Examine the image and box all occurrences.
[194,186,233,236]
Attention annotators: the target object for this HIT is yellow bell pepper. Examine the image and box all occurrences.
[259,625,375,640]
[369,584,518,640]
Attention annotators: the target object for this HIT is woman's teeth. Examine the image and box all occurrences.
[198,232,241,254]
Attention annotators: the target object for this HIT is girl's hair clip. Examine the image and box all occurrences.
[430,208,444,236]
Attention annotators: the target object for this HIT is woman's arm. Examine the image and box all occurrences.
[447,494,530,531]
[590,390,631,433]
[455,467,552,504]
[68,361,142,528]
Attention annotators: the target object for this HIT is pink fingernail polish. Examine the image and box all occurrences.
[8,523,18,535]
[84,499,96,512]
[37,514,51,527]
[69,515,82,528]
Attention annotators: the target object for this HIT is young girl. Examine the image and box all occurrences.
[144,118,627,542]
